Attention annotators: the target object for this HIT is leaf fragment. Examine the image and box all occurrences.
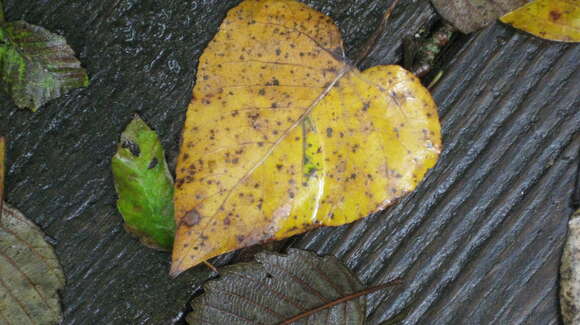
[561,208,580,324]
[188,249,399,325]
[0,19,89,111]
[0,203,65,325]
[0,136,4,206]
[431,0,531,33]
[500,0,580,43]
[112,115,176,251]
[172,0,441,275]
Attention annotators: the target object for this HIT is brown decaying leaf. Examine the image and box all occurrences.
[171,0,441,275]
[0,20,90,111]
[431,0,531,33]
[187,249,400,325]
[0,203,65,325]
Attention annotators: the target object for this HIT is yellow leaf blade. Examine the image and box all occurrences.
[500,0,580,43]
[171,0,442,276]
[303,66,440,228]
[172,0,346,275]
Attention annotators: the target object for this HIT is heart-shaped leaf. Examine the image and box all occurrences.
[171,0,441,275]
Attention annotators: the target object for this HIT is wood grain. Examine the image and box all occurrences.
[0,0,577,324]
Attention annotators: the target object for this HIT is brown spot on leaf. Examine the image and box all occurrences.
[326,127,333,137]
[183,209,201,227]
[121,140,140,157]
[147,158,158,169]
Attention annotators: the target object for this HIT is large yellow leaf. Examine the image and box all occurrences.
[500,0,580,42]
[171,0,441,276]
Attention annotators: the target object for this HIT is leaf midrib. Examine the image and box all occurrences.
[207,64,354,220]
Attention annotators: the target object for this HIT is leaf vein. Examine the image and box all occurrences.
[0,249,55,312]
[232,272,308,312]
[0,276,35,324]
[209,286,286,320]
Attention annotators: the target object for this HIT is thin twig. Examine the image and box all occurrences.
[427,70,444,90]
[203,260,219,273]
[278,278,403,325]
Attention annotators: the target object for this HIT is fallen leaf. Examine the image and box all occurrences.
[500,0,580,43]
[431,0,531,33]
[561,208,580,324]
[0,5,89,111]
[0,136,4,204]
[0,203,65,325]
[172,0,441,275]
[112,115,176,251]
[187,249,399,325]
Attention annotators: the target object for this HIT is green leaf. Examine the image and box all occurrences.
[187,249,400,325]
[0,203,66,325]
[0,20,89,111]
[112,115,175,251]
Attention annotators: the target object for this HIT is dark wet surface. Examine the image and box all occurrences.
[0,0,578,324]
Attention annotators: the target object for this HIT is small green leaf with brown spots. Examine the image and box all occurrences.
[112,115,175,251]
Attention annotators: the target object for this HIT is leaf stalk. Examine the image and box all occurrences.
[278,278,403,325]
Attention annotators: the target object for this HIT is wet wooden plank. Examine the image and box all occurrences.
[298,20,580,325]
[0,0,577,324]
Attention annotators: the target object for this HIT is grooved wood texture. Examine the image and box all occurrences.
[298,19,580,325]
[0,0,577,324]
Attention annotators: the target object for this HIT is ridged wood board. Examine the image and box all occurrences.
[0,0,577,324]
[296,20,580,325]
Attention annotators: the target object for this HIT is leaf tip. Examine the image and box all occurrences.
[169,259,185,278]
